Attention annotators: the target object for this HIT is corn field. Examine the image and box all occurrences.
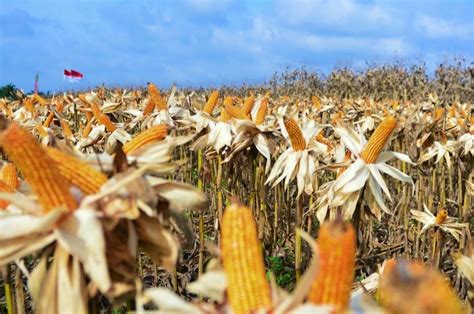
[0,64,473,313]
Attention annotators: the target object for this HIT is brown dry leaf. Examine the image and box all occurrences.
[135,215,179,271]
[55,208,111,293]
[148,177,208,212]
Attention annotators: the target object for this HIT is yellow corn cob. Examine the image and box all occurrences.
[143,98,155,116]
[242,94,255,115]
[60,119,74,139]
[85,110,93,122]
[0,179,15,209]
[219,108,231,122]
[221,203,272,314]
[78,94,90,107]
[254,98,268,125]
[148,82,167,111]
[45,147,107,195]
[24,97,34,114]
[360,116,396,163]
[315,130,332,149]
[311,95,321,109]
[379,259,463,314]
[90,102,116,132]
[35,124,48,138]
[81,118,94,139]
[225,103,248,120]
[43,112,55,128]
[435,209,448,225]
[123,124,168,154]
[0,122,77,212]
[285,118,306,151]
[308,221,356,312]
[434,108,444,121]
[203,91,219,114]
[1,163,19,190]
[33,94,47,106]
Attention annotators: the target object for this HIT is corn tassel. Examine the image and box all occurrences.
[0,180,14,209]
[254,97,268,125]
[308,221,356,312]
[0,122,77,212]
[285,118,306,151]
[242,94,255,115]
[203,91,219,114]
[90,102,116,132]
[221,203,272,314]
[123,124,168,154]
[360,116,396,163]
[1,163,19,190]
[45,147,107,195]
[379,259,463,314]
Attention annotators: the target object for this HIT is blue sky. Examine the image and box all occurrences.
[1,0,473,92]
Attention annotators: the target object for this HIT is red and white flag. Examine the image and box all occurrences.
[64,69,84,82]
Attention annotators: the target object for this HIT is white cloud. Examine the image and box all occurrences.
[275,0,395,31]
[184,0,234,13]
[295,33,412,56]
[416,15,473,39]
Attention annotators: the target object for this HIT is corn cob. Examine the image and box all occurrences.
[123,124,168,154]
[435,209,448,225]
[148,82,167,111]
[284,118,306,151]
[90,102,116,132]
[254,97,268,125]
[308,221,356,312]
[143,98,155,116]
[33,94,47,106]
[43,112,55,128]
[85,111,93,122]
[45,147,107,195]
[0,122,77,212]
[78,94,90,107]
[360,116,396,163]
[379,259,463,314]
[203,91,219,114]
[225,103,248,120]
[219,108,231,122]
[1,163,19,190]
[24,97,34,114]
[242,94,255,115]
[315,130,332,149]
[434,108,444,121]
[221,203,272,314]
[35,124,49,138]
[312,95,321,109]
[81,118,94,139]
[60,118,74,139]
[0,179,15,209]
